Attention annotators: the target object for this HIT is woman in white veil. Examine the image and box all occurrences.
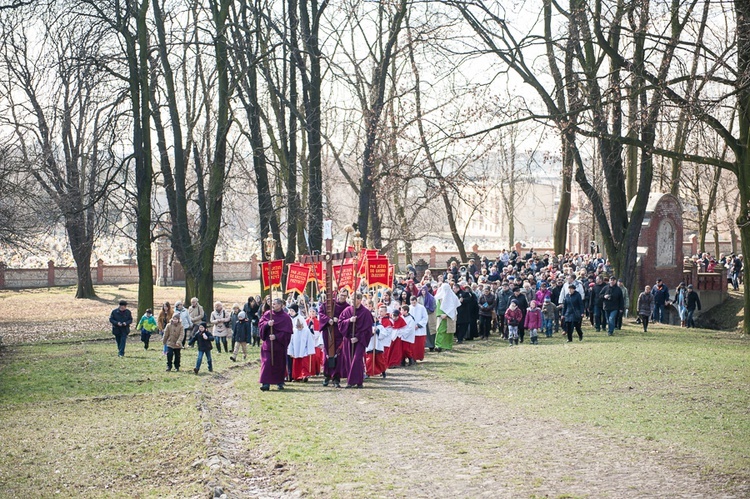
[434,282,460,352]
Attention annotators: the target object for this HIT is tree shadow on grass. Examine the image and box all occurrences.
[214,282,245,290]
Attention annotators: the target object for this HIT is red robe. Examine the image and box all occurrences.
[387,316,407,368]
[366,317,391,376]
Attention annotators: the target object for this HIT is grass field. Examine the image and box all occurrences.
[0,286,748,497]
[0,281,261,344]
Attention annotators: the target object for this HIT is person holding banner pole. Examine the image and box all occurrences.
[318,290,349,387]
[337,292,374,388]
[258,298,293,391]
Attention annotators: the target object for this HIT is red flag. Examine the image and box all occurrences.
[264,259,284,288]
[261,261,271,291]
[286,263,311,295]
[386,265,395,290]
[334,263,357,292]
[357,249,381,274]
[366,256,390,288]
[313,261,326,290]
[305,263,317,283]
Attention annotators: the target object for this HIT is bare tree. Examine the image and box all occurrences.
[0,6,124,298]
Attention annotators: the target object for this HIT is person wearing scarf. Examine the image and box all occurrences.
[434,282,460,352]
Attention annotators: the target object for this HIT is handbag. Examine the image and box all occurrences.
[326,354,337,369]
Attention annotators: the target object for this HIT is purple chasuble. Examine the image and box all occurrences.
[338,304,375,386]
[258,309,293,384]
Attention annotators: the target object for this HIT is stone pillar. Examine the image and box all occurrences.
[97,259,104,284]
[251,254,258,280]
[429,246,437,267]
[155,235,171,286]
[47,260,55,287]
[0,261,5,288]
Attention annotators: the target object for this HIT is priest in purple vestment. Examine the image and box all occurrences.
[258,298,293,391]
[338,292,375,388]
[318,289,349,387]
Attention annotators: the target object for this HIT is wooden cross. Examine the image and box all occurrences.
[300,224,356,360]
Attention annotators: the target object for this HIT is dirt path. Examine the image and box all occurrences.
[194,363,299,499]
[198,363,745,498]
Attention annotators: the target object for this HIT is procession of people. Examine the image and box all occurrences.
[109,247,740,390]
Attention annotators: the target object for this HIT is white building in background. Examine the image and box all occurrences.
[448,151,562,249]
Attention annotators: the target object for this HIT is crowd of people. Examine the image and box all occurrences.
[108,247,743,390]
[109,296,263,373]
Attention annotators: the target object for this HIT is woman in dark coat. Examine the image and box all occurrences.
[244,296,261,347]
[562,284,585,342]
[637,285,655,332]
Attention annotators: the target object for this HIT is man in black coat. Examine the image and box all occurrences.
[600,276,624,336]
[651,279,670,324]
[550,278,564,333]
[455,284,473,343]
[512,287,529,342]
[590,276,607,332]
[686,284,702,328]
[109,300,133,357]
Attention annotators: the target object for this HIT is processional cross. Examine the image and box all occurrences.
[299,221,362,361]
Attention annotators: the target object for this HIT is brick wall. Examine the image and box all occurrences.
[637,194,684,291]
[0,260,154,289]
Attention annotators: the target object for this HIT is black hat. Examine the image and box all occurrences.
[289,303,299,314]
[118,300,127,306]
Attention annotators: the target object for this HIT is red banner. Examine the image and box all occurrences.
[262,259,284,290]
[366,256,390,288]
[387,265,395,290]
[306,262,318,283]
[286,263,311,296]
[313,261,326,290]
[357,249,380,274]
[334,263,357,292]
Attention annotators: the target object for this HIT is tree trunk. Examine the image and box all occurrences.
[285,0,299,264]
[356,0,408,245]
[135,0,154,317]
[554,138,572,255]
[71,236,96,299]
[405,22,466,261]
[735,0,750,333]
[298,0,325,253]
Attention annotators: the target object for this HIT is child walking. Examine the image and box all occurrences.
[524,300,543,345]
[505,300,523,346]
[542,296,556,338]
[136,308,158,350]
[189,323,214,374]
[230,311,251,362]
